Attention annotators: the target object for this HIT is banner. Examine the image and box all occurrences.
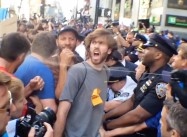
[150,15,161,26]
[0,8,8,21]
[0,16,17,38]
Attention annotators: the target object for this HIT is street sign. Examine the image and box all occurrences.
[166,14,187,28]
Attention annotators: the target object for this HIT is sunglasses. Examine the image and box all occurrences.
[0,90,12,116]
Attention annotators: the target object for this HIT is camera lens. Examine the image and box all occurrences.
[37,107,56,125]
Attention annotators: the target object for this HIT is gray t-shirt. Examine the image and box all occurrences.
[60,62,108,137]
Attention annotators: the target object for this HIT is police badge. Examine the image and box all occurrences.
[155,82,167,99]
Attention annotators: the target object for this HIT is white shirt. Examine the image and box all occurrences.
[75,42,86,60]
[108,76,137,102]
[121,60,126,67]
[6,119,17,137]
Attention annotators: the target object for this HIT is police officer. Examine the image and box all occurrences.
[124,33,147,63]
[103,33,177,137]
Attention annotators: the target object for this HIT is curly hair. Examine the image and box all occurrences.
[84,28,117,51]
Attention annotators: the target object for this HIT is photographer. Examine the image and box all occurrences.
[6,77,42,136]
[166,69,187,109]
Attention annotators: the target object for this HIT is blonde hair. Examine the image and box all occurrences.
[8,77,24,103]
[0,71,11,85]
[178,43,187,59]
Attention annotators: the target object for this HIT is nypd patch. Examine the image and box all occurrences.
[155,82,167,99]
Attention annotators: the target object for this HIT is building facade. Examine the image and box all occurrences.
[108,0,187,36]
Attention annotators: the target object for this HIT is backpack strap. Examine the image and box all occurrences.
[103,65,109,81]
[78,62,87,91]
[74,62,87,99]
[74,63,107,99]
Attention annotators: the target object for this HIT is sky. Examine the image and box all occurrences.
[0,0,86,20]
[59,0,85,19]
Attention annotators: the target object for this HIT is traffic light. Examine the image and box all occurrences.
[104,8,112,17]
[98,8,112,17]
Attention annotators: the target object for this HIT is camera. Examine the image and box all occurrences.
[16,107,56,137]
[163,69,187,108]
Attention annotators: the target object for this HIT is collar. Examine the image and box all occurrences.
[119,76,134,93]
[149,64,172,74]
[0,66,15,77]
[121,60,126,67]
[141,64,172,81]
[0,66,8,72]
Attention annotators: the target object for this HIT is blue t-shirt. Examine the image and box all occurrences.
[145,112,161,137]
[15,55,55,99]
[2,132,8,137]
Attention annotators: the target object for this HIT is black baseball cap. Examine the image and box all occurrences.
[142,33,178,57]
[58,26,79,38]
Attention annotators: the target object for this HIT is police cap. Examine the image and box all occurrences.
[108,67,129,85]
[112,21,119,27]
[107,50,122,61]
[136,44,144,53]
[134,33,147,44]
[142,33,177,57]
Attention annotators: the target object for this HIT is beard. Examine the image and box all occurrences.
[89,51,108,65]
[142,58,152,68]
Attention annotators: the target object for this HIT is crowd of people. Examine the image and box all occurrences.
[0,16,187,137]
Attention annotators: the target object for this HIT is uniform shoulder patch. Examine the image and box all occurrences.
[155,82,167,99]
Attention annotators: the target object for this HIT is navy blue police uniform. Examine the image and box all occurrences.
[124,34,147,63]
